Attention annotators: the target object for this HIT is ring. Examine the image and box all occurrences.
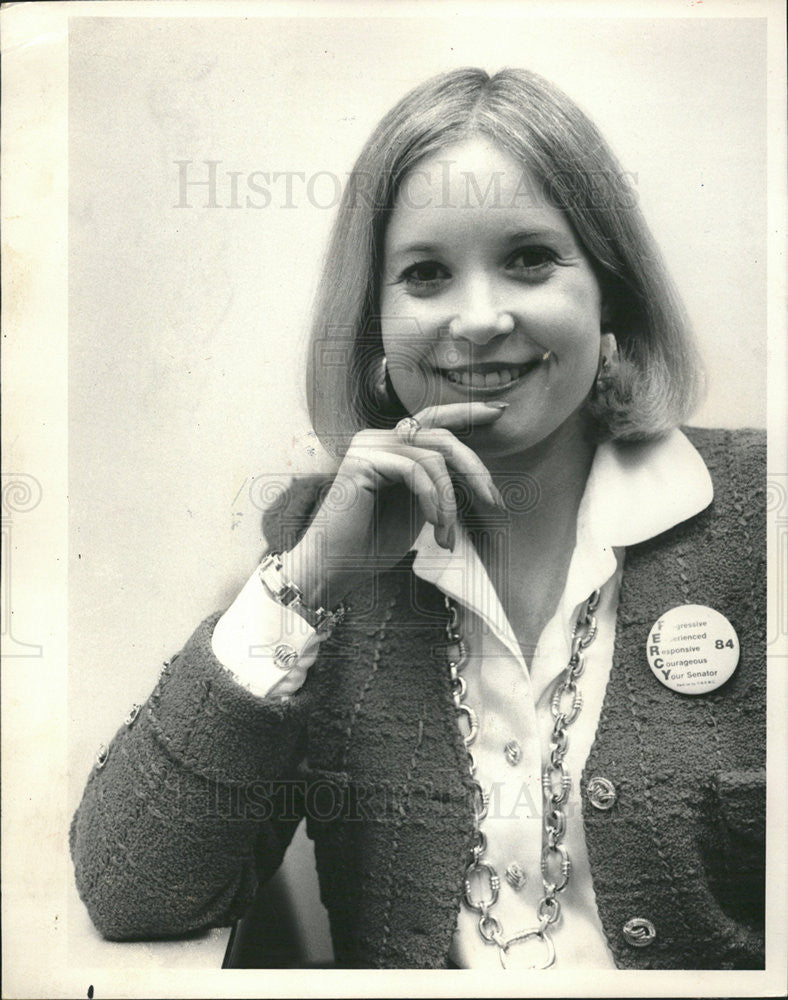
[394,416,421,445]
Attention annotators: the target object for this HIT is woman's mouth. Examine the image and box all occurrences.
[434,358,546,395]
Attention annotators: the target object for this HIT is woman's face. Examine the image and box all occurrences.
[379,137,604,459]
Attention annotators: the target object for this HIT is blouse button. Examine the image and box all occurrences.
[503,739,522,766]
[623,916,657,947]
[124,703,141,726]
[95,743,109,769]
[504,862,527,891]
[587,775,617,810]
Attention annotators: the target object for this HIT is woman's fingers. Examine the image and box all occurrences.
[394,402,507,510]
[345,403,509,552]
[410,400,509,432]
[385,444,459,528]
[397,428,504,511]
[343,448,454,549]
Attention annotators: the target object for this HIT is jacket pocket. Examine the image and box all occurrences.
[712,769,766,846]
[700,769,765,929]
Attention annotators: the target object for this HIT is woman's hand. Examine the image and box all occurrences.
[282,402,508,610]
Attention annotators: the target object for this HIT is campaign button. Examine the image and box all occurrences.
[646,604,739,695]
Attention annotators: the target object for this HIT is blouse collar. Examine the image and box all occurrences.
[410,428,713,631]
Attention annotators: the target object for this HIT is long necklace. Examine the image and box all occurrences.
[445,588,601,969]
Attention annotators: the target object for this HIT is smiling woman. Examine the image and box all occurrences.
[380,138,606,458]
[70,66,766,972]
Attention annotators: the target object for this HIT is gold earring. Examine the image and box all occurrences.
[596,332,619,391]
[370,353,405,418]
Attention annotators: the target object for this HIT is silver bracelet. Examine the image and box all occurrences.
[258,551,346,637]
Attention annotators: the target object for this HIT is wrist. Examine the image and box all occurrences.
[211,573,320,697]
[260,549,346,636]
[280,542,330,610]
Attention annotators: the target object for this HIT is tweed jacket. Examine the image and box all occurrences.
[70,427,766,969]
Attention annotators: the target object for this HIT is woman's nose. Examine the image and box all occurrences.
[446,281,515,344]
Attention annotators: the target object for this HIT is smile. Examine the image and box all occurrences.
[435,359,545,393]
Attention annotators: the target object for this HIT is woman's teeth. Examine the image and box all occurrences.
[443,364,532,388]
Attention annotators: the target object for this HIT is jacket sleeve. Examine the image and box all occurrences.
[69,612,311,941]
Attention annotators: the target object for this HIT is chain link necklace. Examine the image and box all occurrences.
[444,588,601,969]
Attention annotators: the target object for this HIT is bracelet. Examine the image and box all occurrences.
[258,551,346,637]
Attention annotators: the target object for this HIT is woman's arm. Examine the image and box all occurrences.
[69,613,311,941]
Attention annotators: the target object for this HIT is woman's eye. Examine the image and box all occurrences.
[508,247,557,273]
[399,261,450,290]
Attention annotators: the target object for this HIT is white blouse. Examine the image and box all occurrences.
[211,428,713,968]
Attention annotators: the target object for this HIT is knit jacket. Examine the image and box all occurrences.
[70,427,766,969]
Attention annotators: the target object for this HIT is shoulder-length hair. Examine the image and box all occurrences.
[305,67,704,455]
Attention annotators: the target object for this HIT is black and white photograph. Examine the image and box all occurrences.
[2,1,786,996]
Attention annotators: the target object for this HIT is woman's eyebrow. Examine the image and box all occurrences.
[502,226,573,246]
[387,242,441,261]
[389,227,572,253]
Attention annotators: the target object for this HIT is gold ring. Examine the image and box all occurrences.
[394,416,421,445]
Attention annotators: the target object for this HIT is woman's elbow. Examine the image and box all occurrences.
[69,809,254,941]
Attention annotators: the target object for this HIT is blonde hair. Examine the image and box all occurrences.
[305,67,705,454]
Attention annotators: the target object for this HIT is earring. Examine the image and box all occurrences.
[595,332,619,392]
[582,331,631,443]
[369,353,404,418]
[371,354,390,407]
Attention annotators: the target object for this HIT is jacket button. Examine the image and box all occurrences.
[124,703,141,726]
[587,775,617,810]
[623,917,656,947]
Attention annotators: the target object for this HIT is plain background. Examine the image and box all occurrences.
[5,4,784,996]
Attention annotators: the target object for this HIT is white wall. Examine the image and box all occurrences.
[68,13,767,793]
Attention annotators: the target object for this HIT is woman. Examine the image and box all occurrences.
[70,68,766,970]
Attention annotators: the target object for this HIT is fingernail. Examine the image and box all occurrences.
[484,402,509,410]
[490,483,505,509]
[447,523,456,551]
[436,503,452,525]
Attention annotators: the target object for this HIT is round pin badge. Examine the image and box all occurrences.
[646,604,739,695]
